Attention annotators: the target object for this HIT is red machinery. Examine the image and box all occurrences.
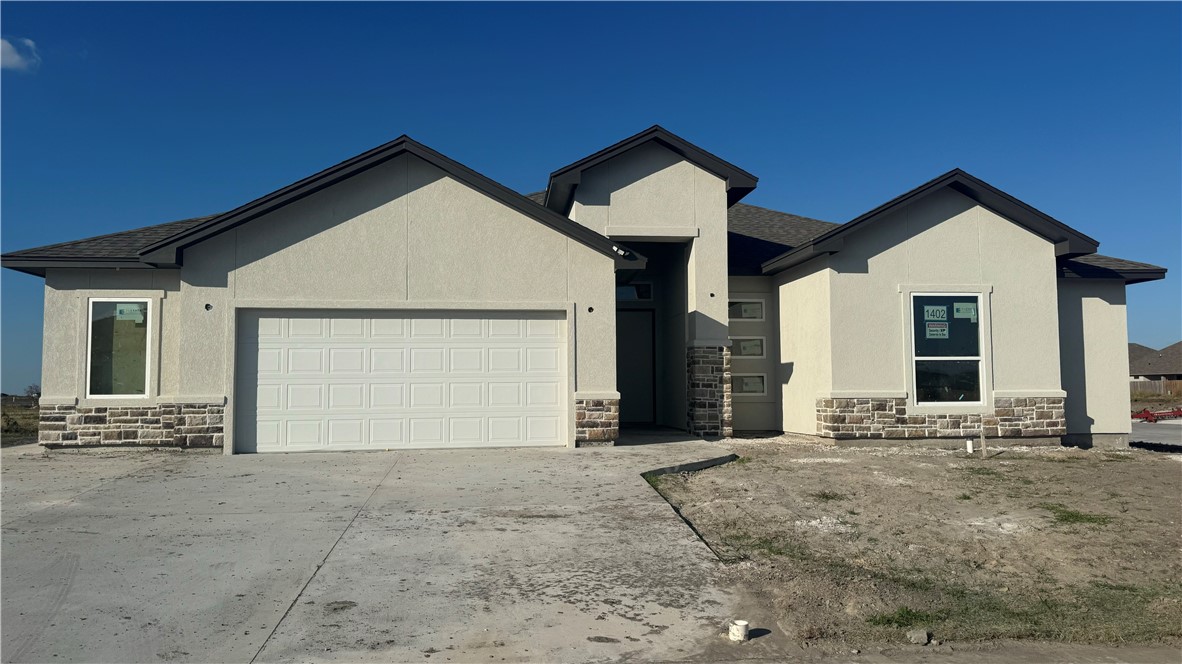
[1132,407,1182,423]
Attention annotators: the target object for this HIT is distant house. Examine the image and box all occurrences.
[1130,341,1182,380]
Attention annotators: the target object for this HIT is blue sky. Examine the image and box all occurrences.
[2,2,1179,393]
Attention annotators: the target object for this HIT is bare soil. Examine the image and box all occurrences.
[653,437,1182,648]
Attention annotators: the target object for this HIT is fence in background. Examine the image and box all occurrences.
[0,396,38,408]
[1130,380,1182,397]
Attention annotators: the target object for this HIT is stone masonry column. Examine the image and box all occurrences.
[687,345,732,438]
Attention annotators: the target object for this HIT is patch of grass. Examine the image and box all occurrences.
[1035,502,1113,526]
[732,456,754,465]
[956,493,973,500]
[810,490,849,502]
[721,532,813,561]
[642,472,665,490]
[867,606,944,628]
[1101,452,1133,462]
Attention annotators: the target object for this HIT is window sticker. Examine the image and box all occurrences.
[735,302,762,319]
[737,339,763,356]
[925,322,949,339]
[115,304,145,324]
[923,305,947,321]
[954,302,978,323]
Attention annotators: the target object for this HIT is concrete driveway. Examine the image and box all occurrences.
[1,441,737,663]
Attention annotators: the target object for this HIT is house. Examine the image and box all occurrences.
[1,126,1167,452]
[1129,341,1182,380]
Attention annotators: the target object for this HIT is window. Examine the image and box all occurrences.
[732,374,767,396]
[912,294,981,404]
[615,283,653,302]
[87,299,150,397]
[731,337,765,359]
[729,299,764,321]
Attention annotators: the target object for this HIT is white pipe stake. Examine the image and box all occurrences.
[729,620,749,642]
[966,439,973,454]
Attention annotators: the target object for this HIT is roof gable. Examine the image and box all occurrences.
[761,169,1102,275]
[542,125,758,215]
[138,136,641,269]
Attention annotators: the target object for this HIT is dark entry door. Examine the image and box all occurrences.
[616,310,656,424]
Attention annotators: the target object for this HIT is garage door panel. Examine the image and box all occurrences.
[370,348,405,373]
[239,311,567,452]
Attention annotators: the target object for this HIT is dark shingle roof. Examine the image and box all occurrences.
[1129,343,1158,367]
[1058,254,1167,284]
[1130,341,1182,377]
[3,214,219,261]
[726,203,837,275]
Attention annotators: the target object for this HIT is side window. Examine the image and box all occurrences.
[912,295,981,404]
[728,299,764,321]
[88,299,150,397]
[732,374,767,396]
[731,337,765,358]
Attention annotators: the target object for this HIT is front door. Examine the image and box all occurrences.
[616,310,655,424]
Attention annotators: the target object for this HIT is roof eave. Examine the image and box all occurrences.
[137,136,631,268]
[0,257,162,278]
[1058,265,1168,285]
[760,238,843,275]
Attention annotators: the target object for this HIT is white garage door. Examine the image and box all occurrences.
[235,310,567,453]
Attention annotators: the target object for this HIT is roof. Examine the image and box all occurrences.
[136,135,641,269]
[725,203,837,275]
[1058,254,1168,285]
[3,136,646,275]
[1129,343,1158,367]
[542,125,758,215]
[760,168,1103,275]
[1130,341,1182,377]
[1,215,220,276]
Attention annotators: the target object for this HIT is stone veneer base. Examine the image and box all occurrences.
[687,346,733,438]
[39,402,226,449]
[816,397,1066,440]
[575,399,619,447]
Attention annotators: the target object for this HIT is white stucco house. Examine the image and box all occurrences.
[2,126,1166,452]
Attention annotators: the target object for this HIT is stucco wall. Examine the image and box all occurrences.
[826,188,1063,405]
[1057,278,1131,435]
[774,259,833,434]
[728,276,780,430]
[41,154,617,421]
[569,143,730,345]
[41,269,180,403]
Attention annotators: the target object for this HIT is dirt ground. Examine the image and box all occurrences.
[0,403,38,447]
[653,437,1182,650]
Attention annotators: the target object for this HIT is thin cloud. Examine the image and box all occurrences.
[1,37,41,72]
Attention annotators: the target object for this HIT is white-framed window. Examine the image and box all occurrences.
[732,373,767,396]
[86,298,151,398]
[729,298,764,321]
[911,293,982,405]
[730,336,766,359]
